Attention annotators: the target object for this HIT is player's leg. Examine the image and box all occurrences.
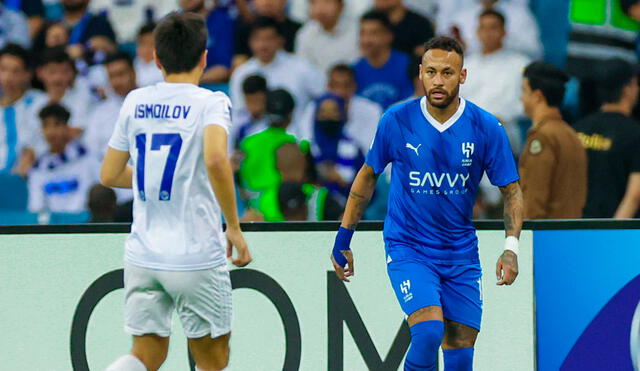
[440,263,483,371]
[188,333,231,371]
[387,257,444,371]
[160,265,233,371]
[107,263,174,371]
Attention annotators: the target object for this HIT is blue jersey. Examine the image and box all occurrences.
[366,97,519,264]
[353,50,413,110]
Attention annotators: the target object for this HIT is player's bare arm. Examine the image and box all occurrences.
[614,173,640,219]
[204,124,252,267]
[330,164,378,282]
[100,147,133,188]
[496,181,523,285]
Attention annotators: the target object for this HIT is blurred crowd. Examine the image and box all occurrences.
[1,0,640,224]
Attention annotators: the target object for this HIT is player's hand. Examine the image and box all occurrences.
[226,227,252,267]
[496,250,518,285]
[331,250,354,282]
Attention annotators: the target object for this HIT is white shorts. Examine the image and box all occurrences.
[123,262,232,339]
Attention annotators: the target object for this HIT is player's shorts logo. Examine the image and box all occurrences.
[400,280,413,302]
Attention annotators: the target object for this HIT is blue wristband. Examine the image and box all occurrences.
[332,227,354,267]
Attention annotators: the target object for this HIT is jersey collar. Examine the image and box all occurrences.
[420,96,466,133]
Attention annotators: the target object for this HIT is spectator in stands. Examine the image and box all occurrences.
[574,58,640,218]
[231,74,269,149]
[27,104,98,213]
[353,10,413,110]
[89,0,157,44]
[60,0,117,64]
[239,88,308,221]
[310,93,364,203]
[87,183,116,222]
[134,23,162,87]
[2,0,46,39]
[519,61,587,219]
[293,63,382,155]
[230,17,324,129]
[294,0,358,73]
[460,9,529,152]
[278,181,342,221]
[180,0,235,83]
[0,44,43,175]
[31,47,93,154]
[32,21,70,52]
[233,0,301,68]
[373,0,434,56]
[443,0,542,59]
[0,2,31,48]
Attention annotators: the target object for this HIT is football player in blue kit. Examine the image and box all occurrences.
[330,36,524,371]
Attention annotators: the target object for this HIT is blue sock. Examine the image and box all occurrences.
[404,320,444,371]
[443,347,474,371]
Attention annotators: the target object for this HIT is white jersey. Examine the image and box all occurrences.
[108,82,232,271]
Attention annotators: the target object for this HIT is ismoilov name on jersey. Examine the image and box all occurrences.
[134,104,192,120]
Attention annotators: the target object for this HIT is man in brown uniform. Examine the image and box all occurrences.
[519,61,587,219]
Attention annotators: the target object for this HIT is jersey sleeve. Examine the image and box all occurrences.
[202,93,232,134]
[365,110,394,175]
[484,120,519,187]
[629,131,640,173]
[107,97,130,152]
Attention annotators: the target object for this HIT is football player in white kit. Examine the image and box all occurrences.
[100,12,252,371]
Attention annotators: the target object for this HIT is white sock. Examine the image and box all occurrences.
[105,354,146,371]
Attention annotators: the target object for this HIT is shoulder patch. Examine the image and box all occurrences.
[530,139,543,155]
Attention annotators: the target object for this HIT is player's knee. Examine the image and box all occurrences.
[404,320,444,370]
[196,354,229,371]
[443,337,475,349]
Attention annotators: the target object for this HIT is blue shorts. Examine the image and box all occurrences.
[387,253,483,331]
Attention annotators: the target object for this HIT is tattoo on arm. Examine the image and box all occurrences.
[346,191,370,229]
[500,182,523,238]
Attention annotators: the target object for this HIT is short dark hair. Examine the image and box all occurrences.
[360,10,393,32]
[479,9,506,27]
[154,12,207,74]
[39,46,74,69]
[423,36,464,64]
[138,22,156,38]
[249,16,283,38]
[104,51,134,68]
[266,88,295,124]
[0,43,33,71]
[595,58,638,104]
[523,61,569,108]
[242,74,268,95]
[329,63,355,81]
[39,103,70,124]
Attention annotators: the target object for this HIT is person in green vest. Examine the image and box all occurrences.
[238,88,309,221]
[278,181,343,221]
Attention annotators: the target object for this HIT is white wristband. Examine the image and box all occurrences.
[504,236,519,256]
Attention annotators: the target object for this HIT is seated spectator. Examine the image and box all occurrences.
[353,10,413,110]
[0,44,44,175]
[278,181,343,221]
[133,23,163,87]
[294,0,359,73]
[2,0,46,39]
[180,0,235,83]
[89,0,155,44]
[574,58,640,218]
[233,0,301,68]
[373,0,434,56]
[460,9,529,152]
[31,47,93,156]
[0,2,31,48]
[87,183,116,223]
[311,93,364,203]
[27,104,99,213]
[231,74,269,150]
[32,21,70,53]
[230,17,324,129]
[293,63,382,155]
[445,0,542,59]
[519,61,587,219]
[239,88,308,221]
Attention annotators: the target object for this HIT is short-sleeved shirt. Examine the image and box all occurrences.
[0,89,43,172]
[573,111,640,218]
[366,97,519,264]
[67,12,117,45]
[391,9,434,56]
[353,50,414,110]
[205,6,235,69]
[519,115,587,219]
[108,82,232,271]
